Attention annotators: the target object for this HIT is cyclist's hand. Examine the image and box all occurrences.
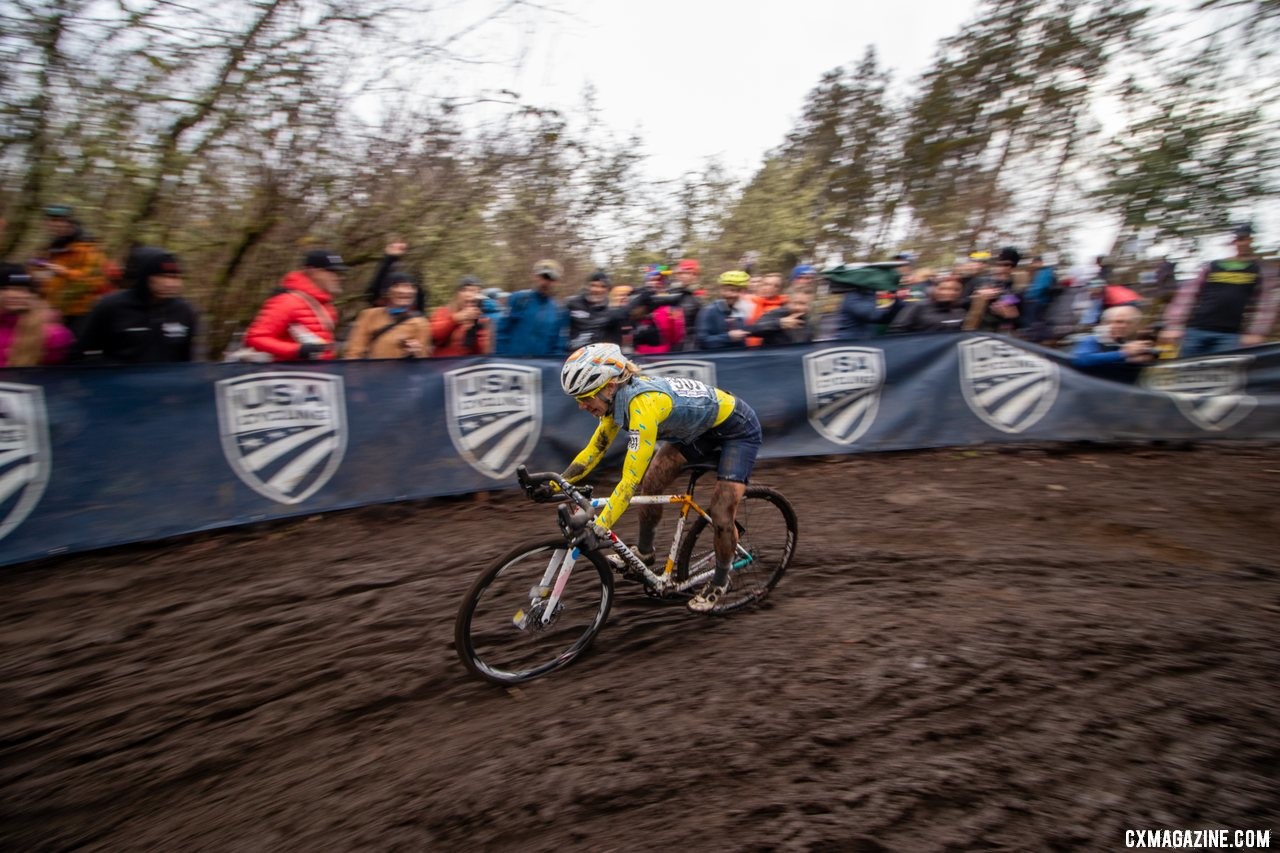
[528,482,558,503]
[576,520,609,552]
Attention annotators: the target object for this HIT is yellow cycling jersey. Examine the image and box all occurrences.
[566,387,734,530]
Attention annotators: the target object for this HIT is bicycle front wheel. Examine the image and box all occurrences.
[455,537,614,685]
[675,485,798,613]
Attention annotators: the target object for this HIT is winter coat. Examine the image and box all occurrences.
[37,228,114,318]
[431,306,491,356]
[566,292,627,348]
[496,289,567,356]
[363,253,426,312]
[694,299,748,350]
[744,293,786,347]
[633,305,685,355]
[244,271,339,361]
[344,307,431,359]
[836,290,902,340]
[78,248,198,363]
[889,299,968,334]
[748,305,816,347]
[1071,326,1147,383]
[0,306,75,367]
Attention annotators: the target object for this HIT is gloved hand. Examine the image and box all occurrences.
[298,342,330,360]
[563,506,606,551]
[575,520,609,553]
[529,483,557,503]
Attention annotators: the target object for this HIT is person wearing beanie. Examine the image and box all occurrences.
[31,205,114,339]
[345,272,431,360]
[244,249,346,361]
[963,247,1022,334]
[664,259,705,345]
[78,247,198,363]
[566,270,627,348]
[363,239,426,313]
[0,263,74,367]
[790,264,817,291]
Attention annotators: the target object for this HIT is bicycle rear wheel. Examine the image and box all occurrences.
[675,485,798,614]
[455,537,614,685]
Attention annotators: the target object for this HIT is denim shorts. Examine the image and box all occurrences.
[674,398,762,484]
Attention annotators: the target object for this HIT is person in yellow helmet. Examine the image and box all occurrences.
[557,340,762,612]
[694,270,752,349]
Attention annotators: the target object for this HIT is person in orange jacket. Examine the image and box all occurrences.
[744,272,786,347]
[30,205,114,339]
[244,250,346,361]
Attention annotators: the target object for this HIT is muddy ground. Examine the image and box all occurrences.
[1,444,1278,852]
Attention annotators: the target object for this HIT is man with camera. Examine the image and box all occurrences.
[1071,305,1156,381]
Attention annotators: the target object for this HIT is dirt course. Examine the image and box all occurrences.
[2,443,1278,851]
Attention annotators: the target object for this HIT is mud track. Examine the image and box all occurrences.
[2,444,1278,851]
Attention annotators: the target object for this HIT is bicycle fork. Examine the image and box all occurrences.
[515,547,577,630]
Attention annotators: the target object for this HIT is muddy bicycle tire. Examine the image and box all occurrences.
[455,537,614,685]
[675,485,798,614]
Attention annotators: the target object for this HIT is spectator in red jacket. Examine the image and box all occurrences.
[244,250,346,361]
[431,277,491,356]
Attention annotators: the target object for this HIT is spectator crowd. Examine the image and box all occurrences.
[0,206,1274,373]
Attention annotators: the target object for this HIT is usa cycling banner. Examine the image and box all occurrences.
[2,334,1280,567]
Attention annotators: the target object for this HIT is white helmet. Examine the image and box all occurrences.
[561,343,627,398]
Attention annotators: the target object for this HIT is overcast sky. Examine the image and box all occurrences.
[457,0,983,181]
[422,0,1271,266]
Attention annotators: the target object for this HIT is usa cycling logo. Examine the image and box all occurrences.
[1141,355,1255,432]
[445,363,542,480]
[639,358,717,388]
[960,337,1059,434]
[216,372,348,504]
[0,383,51,542]
[803,347,884,446]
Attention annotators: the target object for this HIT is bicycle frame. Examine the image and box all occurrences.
[525,491,753,629]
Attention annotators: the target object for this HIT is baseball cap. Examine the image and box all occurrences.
[790,264,816,280]
[676,259,700,274]
[969,251,992,261]
[588,270,610,284]
[43,205,74,219]
[302,249,350,272]
[533,259,562,280]
[718,270,751,287]
[1232,224,1254,241]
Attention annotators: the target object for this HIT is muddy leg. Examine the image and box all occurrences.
[709,479,746,583]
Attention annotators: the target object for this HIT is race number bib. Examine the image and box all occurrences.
[666,377,713,399]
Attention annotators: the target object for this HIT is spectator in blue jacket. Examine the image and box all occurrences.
[497,259,569,356]
[835,286,904,340]
[695,270,752,349]
[1071,305,1155,380]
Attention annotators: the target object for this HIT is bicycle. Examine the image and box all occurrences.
[454,464,798,685]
